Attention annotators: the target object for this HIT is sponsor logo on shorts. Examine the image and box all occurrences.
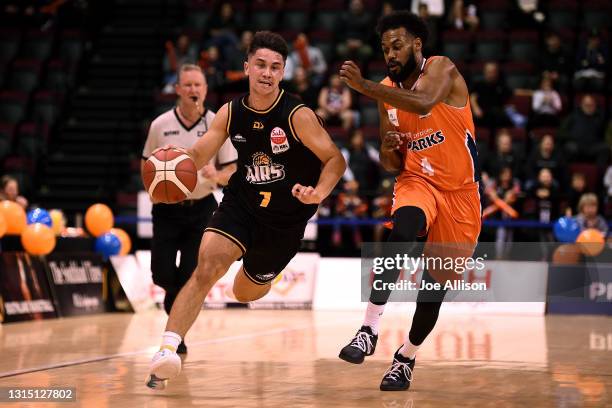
[270,127,290,154]
[256,272,276,281]
[407,130,445,152]
[245,152,285,184]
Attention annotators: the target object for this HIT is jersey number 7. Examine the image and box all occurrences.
[259,191,271,207]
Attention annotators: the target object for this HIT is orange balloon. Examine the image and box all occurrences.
[552,244,582,265]
[21,223,56,255]
[576,228,605,257]
[111,228,131,255]
[0,212,6,238]
[0,200,27,235]
[85,203,114,237]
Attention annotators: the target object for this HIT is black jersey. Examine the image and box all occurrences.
[225,89,321,227]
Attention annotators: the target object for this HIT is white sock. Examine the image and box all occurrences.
[399,338,419,360]
[161,331,182,352]
[363,302,385,334]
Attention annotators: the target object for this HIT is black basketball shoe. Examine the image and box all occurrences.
[338,325,378,364]
[380,348,415,391]
[177,341,187,354]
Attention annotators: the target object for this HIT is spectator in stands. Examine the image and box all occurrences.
[225,30,253,83]
[604,164,612,206]
[539,32,571,89]
[526,168,561,224]
[575,193,608,236]
[199,45,226,90]
[574,29,608,93]
[163,34,198,93]
[446,0,479,31]
[341,129,380,195]
[287,67,318,110]
[565,172,587,215]
[486,165,520,255]
[525,134,566,188]
[559,94,607,169]
[336,0,373,61]
[470,62,512,129]
[316,74,359,130]
[371,176,394,242]
[206,2,243,61]
[509,0,545,30]
[284,33,327,88]
[335,180,369,251]
[417,3,439,55]
[0,175,28,209]
[530,75,562,127]
[481,129,522,182]
[381,2,394,17]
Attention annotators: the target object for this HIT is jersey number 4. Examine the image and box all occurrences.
[259,191,271,207]
[421,158,434,176]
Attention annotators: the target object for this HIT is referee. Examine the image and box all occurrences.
[141,64,237,353]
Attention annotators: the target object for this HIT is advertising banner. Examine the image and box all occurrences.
[46,253,106,317]
[0,252,57,323]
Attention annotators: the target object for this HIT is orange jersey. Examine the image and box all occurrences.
[381,56,479,192]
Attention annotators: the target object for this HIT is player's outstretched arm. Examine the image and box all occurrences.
[340,57,455,115]
[187,103,231,170]
[291,107,347,205]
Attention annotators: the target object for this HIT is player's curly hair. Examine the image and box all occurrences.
[247,31,289,62]
[376,10,429,44]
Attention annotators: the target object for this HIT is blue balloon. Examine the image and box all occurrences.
[553,216,580,243]
[26,208,52,227]
[95,232,121,260]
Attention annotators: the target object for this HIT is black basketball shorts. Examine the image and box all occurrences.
[204,194,307,285]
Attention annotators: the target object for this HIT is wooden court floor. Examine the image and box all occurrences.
[0,309,610,407]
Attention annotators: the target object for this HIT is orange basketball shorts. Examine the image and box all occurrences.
[391,175,482,284]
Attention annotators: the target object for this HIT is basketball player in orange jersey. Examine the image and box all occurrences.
[338,11,482,391]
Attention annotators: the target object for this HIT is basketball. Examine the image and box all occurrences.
[142,148,197,204]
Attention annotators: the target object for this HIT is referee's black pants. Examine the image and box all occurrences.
[150,195,217,314]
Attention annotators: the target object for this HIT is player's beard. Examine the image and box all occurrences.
[387,53,417,84]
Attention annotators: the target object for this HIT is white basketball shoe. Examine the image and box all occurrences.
[145,347,182,390]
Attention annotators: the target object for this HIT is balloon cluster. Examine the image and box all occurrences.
[552,216,606,263]
[0,201,131,259]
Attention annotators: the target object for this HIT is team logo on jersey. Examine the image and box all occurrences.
[407,130,446,152]
[232,133,246,142]
[197,131,206,137]
[270,127,290,154]
[253,121,264,130]
[245,152,286,184]
[387,109,399,126]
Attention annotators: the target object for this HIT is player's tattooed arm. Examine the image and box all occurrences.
[187,103,232,170]
[291,107,347,204]
[340,57,456,115]
[378,101,404,173]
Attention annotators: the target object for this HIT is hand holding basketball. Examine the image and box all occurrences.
[142,147,197,204]
[292,184,322,204]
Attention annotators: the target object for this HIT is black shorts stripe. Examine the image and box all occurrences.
[204,227,247,254]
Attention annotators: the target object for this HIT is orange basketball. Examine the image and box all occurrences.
[0,200,27,235]
[142,148,197,204]
[85,203,114,237]
[552,244,582,265]
[21,223,56,255]
[576,228,605,257]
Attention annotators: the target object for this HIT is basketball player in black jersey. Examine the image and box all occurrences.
[146,31,346,389]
